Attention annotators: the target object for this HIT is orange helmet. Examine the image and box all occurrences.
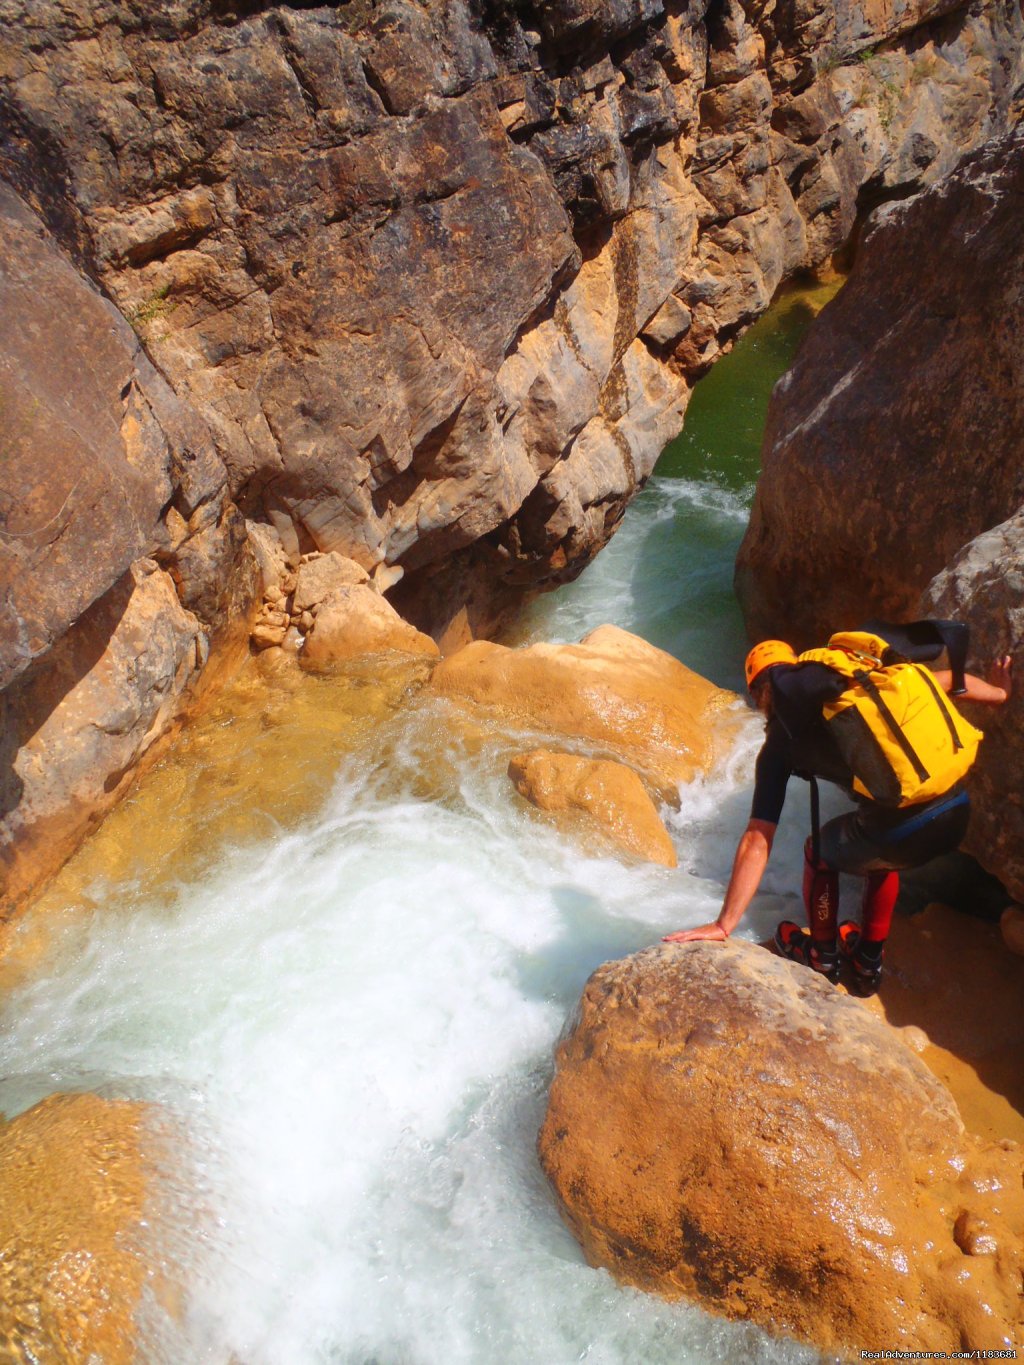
[745,639,798,690]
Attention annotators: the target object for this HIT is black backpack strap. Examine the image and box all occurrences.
[934,620,969,696]
[914,665,964,752]
[861,618,970,695]
[809,775,821,865]
[852,668,931,784]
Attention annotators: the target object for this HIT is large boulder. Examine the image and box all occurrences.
[0,1092,165,1363]
[736,123,1024,647]
[508,750,677,866]
[429,625,739,794]
[539,940,1024,1354]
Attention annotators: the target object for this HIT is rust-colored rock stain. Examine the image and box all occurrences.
[0,1094,160,1365]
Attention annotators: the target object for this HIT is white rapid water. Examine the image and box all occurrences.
[0,290,843,1363]
[0,687,828,1364]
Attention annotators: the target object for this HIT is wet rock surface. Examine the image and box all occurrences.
[429,624,739,794]
[736,124,1024,899]
[508,749,677,866]
[873,903,1024,1145]
[301,583,440,666]
[0,1093,164,1365]
[539,938,1024,1353]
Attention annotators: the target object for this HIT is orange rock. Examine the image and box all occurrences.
[429,625,740,795]
[301,585,440,667]
[539,940,1024,1355]
[508,750,677,867]
[0,1093,164,1364]
[292,552,370,613]
[868,902,1024,1145]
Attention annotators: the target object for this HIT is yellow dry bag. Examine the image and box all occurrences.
[798,631,982,807]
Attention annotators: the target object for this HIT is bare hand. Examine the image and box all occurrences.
[663,922,728,944]
[989,653,1013,700]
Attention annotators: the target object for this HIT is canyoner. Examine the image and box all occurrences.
[663,619,1013,995]
[794,625,981,808]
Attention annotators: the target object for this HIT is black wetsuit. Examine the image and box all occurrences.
[750,663,970,874]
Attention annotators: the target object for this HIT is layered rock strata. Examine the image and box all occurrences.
[0,184,258,911]
[736,123,1024,898]
[540,939,1024,1352]
[2,0,1020,639]
[0,0,1021,909]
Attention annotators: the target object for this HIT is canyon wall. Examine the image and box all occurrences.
[0,181,258,908]
[736,122,1024,899]
[0,0,1021,910]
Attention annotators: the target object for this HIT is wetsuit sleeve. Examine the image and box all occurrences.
[750,724,791,825]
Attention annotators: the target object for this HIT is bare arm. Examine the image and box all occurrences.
[663,818,777,943]
[932,654,1013,705]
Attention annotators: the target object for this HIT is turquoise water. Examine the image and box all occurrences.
[517,283,839,688]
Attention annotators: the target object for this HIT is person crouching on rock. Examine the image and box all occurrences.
[663,636,1012,995]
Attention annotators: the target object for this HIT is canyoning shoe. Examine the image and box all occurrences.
[838,921,883,997]
[773,920,841,983]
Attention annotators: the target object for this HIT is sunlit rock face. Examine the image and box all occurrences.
[428,624,739,794]
[0,184,259,913]
[0,1093,167,1364]
[0,184,253,692]
[1,0,1020,642]
[301,583,440,666]
[735,124,1024,898]
[539,940,1024,1354]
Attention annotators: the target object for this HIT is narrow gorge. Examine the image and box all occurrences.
[2,0,1022,907]
[1,0,1023,1360]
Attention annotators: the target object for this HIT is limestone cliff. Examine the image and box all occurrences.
[736,123,1024,899]
[0,182,258,909]
[3,0,1020,633]
[0,0,1021,910]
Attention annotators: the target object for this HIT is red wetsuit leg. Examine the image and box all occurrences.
[861,870,899,945]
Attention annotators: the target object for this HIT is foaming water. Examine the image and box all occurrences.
[0,284,841,1363]
[0,687,825,1363]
